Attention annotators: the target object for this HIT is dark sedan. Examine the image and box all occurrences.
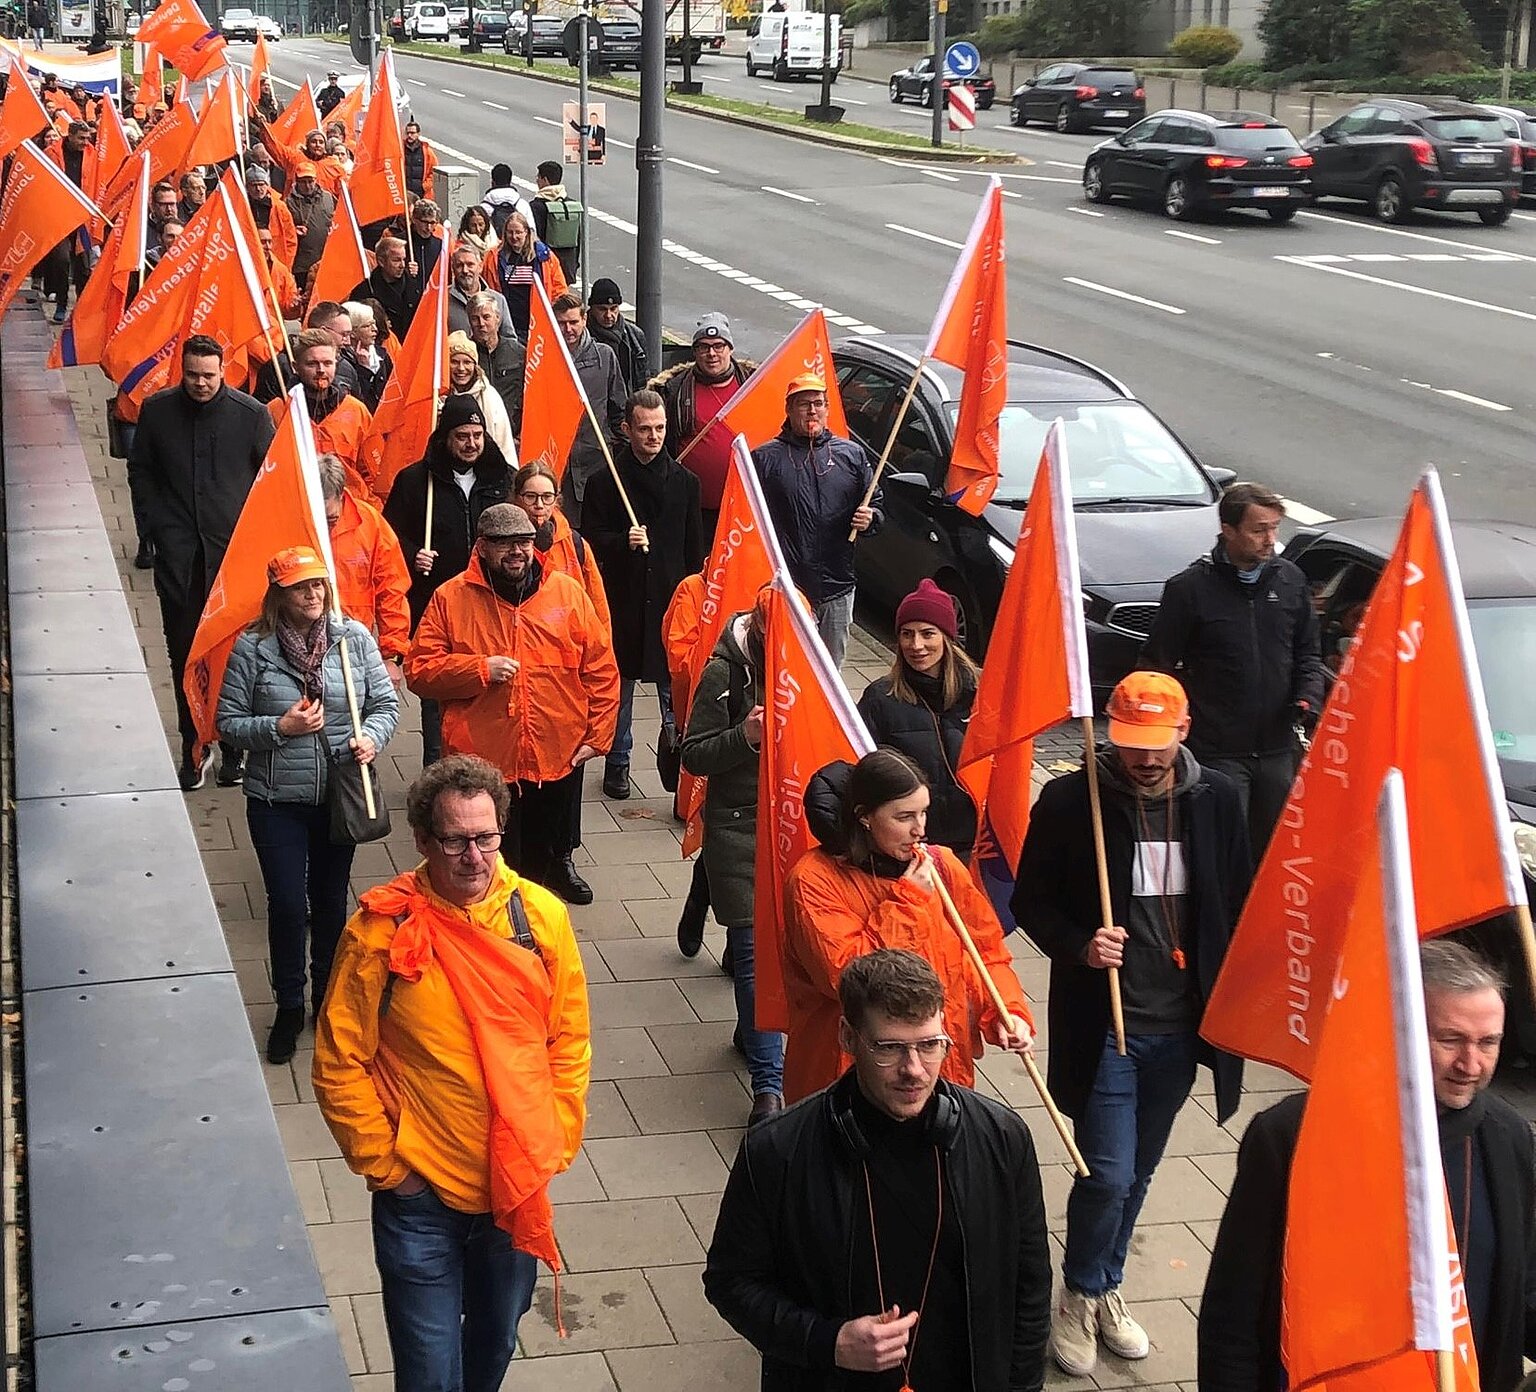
[469,8,509,42]
[1483,102,1536,200]
[888,56,996,110]
[504,14,564,55]
[1011,62,1144,132]
[833,335,1233,698]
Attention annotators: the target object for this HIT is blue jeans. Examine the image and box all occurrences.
[372,1185,538,1392]
[607,676,673,772]
[727,923,784,1097]
[1062,1030,1199,1296]
[420,697,443,768]
[813,590,856,669]
[246,799,356,1013]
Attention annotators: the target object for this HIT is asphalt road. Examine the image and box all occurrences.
[259,37,1536,528]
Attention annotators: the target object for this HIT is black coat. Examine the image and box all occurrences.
[590,314,651,394]
[351,268,421,340]
[1142,545,1326,759]
[382,435,515,628]
[128,383,275,609]
[1011,755,1252,1123]
[704,1072,1051,1392]
[857,673,977,854]
[1198,1090,1536,1392]
[584,445,705,682]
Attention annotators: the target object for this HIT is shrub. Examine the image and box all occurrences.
[1258,0,1353,69]
[1204,59,1281,87]
[976,13,1029,54]
[1168,23,1242,66]
[1346,0,1482,76]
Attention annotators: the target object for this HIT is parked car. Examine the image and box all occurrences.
[832,334,1233,694]
[1302,97,1520,226]
[888,56,995,110]
[219,6,258,40]
[408,1,451,39]
[387,7,406,38]
[447,4,468,33]
[470,8,509,42]
[599,18,643,67]
[1083,110,1314,222]
[1011,62,1144,133]
[504,13,564,54]
[1284,516,1536,1058]
[744,10,841,81]
[254,13,281,38]
[1481,102,1536,201]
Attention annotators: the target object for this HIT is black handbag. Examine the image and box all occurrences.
[328,755,391,845]
[656,723,682,794]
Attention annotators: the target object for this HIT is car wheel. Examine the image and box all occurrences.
[1055,103,1075,134]
[1373,173,1408,224]
[920,83,933,108]
[1163,174,1193,220]
[1010,102,1026,126]
[773,57,787,81]
[978,95,993,110]
[1083,159,1111,203]
[1478,204,1512,226]
[745,56,755,76]
[889,79,901,103]
[935,572,986,659]
[1267,205,1297,223]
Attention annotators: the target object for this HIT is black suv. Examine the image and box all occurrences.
[1010,63,1144,133]
[1084,110,1314,222]
[1302,97,1520,225]
[1483,103,1536,200]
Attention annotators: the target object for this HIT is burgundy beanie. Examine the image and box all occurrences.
[895,578,958,639]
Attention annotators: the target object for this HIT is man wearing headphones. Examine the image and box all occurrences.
[703,949,1051,1391]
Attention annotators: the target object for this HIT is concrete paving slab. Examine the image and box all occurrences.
[585,1133,730,1200]
[553,1199,706,1272]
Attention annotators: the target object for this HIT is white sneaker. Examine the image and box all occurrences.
[1051,1288,1099,1376]
[1099,1287,1150,1360]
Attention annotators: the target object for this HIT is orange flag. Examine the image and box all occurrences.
[216,164,286,354]
[331,75,367,143]
[308,182,373,314]
[704,308,848,454]
[100,98,197,221]
[956,419,1092,925]
[361,249,448,504]
[349,54,406,224]
[519,276,592,483]
[91,93,132,203]
[50,152,151,369]
[249,31,271,93]
[0,142,103,322]
[925,177,1006,514]
[1282,769,1480,1392]
[183,386,333,746]
[0,69,50,162]
[677,439,791,857]
[269,77,320,146]
[182,69,244,173]
[1201,469,1528,1080]
[752,576,876,1030]
[136,0,227,80]
[140,46,164,106]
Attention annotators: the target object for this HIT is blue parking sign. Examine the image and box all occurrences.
[944,40,981,79]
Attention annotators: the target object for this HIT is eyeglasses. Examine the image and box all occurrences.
[482,535,535,549]
[858,1034,952,1068]
[430,830,503,857]
[518,490,558,506]
[790,397,829,411]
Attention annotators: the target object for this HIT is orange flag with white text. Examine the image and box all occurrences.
[309,182,373,314]
[331,76,367,143]
[1282,770,1480,1392]
[269,78,320,146]
[136,0,227,79]
[91,93,132,203]
[183,386,333,745]
[100,98,197,220]
[182,69,244,173]
[926,177,1006,514]
[350,55,406,224]
[1201,470,1528,1081]
[0,69,50,162]
[677,439,791,857]
[0,142,103,322]
[752,577,876,1030]
[956,420,1092,926]
[215,164,286,353]
[518,276,591,483]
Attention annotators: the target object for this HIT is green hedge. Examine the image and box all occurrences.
[1201,60,1536,100]
[1168,24,1242,67]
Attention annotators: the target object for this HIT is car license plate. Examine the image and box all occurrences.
[1252,185,1290,197]
[1103,108,1127,117]
[1460,151,1496,165]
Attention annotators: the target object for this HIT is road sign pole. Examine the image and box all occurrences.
[637,0,665,376]
[578,1,590,289]
[930,0,945,148]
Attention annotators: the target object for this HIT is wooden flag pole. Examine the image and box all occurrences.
[334,621,378,819]
[585,396,647,552]
[1435,1348,1454,1392]
[423,387,444,549]
[849,354,925,542]
[923,847,1090,1177]
[1081,716,1127,1056]
[1514,901,1536,1010]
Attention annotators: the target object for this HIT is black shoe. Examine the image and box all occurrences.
[676,891,707,958]
[545,855,594,906]
[216,752,245,787]
[748,1093,784,1128]
[265,1007,305,1065]
[602,764,631,800]
[51,307,66,325]
[721,942,735,978]
[732,1025,746,1058]
[133,538,154,569]
[177,744,212,792]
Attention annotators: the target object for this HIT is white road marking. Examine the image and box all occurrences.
[605,135,634,149]
[669,156,721,173]
[1404,252,1460,261]
[1046,159,1083,170]
[886,222,965,249]
[1000,189,1023,199]
[407,78,426,86]
[1282,499,1335,525]
[1067,206,1104,217]
[1350,252,1404,262]
[921,169,960,182]
[763,185,817,203]
[1063,277,1186,315]
[1513,212,1536,222]
[442,88,466,97]
[1435,387,1512,412]
[1015,173,1080,184]
[534,115,561,127]
[1296,208,1536,263]
[1276,256,1536,323]
[482,100,508,110]
[1164,229,1220,245]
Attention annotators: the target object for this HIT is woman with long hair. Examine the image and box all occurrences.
[446,331,517,464]
[482,209,567,340]
[217,548,399,1065]
[456,203,496,259]
[781,748,1032,1103]
[857,578,980,856]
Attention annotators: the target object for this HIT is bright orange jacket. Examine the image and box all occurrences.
[406,556,620,785]
[780,844,1032,1104]
[268,393,376,499]
[259,126,348,196]
[267,254,302,317]
[540,510,610,633]
[331,489,412,662]
[313,859,590,1217]
[662,572,706,728]
[481,242,567,302]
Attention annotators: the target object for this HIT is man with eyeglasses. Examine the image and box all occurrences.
[705,948,1050,1392]
[406,504,618,905]
[315,752,590,1392]
[407,199,445,285]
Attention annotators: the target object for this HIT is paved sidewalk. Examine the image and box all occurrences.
[56,328,1303,1391]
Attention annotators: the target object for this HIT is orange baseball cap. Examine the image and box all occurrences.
[295,160,318,178]
[785,372,825,398]
[267,547,329,588]
[1105,671,1189,750]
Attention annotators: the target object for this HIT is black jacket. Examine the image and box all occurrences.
[1142,545,1325,759]
[590,313,651,394]
[1011,753,1252,1123]
[352,268,421,341]
[315,81,344,115]
[1198,1089,1536,1392]
[704,1073,1051,1392]
[857,672,977,854]
[128,383,276,609]
[584,445,705,682]
[477,335,525,435]
[382,435,515,628]
[752,426,884,605]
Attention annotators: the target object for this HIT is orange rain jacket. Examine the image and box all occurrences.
[780,843,1033,1104]
[406,555,619,785]
[662,572,706,729]
[313,858,590,1212]
[330,489,412,663]
[259,126,349,196]
[269,392,376,500]
[539,510,610,633]
[267,254,303,318]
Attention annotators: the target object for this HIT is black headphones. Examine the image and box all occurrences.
[829,1076,962,1158]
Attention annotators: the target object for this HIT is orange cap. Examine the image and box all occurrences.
[785,372,825,398]
[1105,671,1189,750]
[267,546,329,588]
[295,160,318,178]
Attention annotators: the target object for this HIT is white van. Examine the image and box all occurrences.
[408,1,451,39]
[745,11,841,81]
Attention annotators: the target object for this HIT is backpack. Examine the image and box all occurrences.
[485,195,518,236]
[541,196,583,251]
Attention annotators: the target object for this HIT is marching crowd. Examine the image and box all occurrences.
[13,53,1536,1392]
